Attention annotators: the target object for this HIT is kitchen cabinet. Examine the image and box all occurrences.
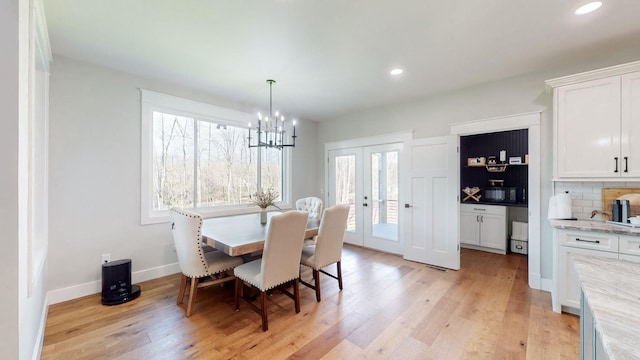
[547,62,640,179]
[552,229,618,313]
[460,204,508,254]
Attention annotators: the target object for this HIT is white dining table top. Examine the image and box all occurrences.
[201,211,319,256]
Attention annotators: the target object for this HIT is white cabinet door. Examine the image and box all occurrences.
[621,71,640,177]
[460,212,480,245]
[558,246,618,313]
[480,213,507,250]
[460,204,507,253]
[556,76,621,178]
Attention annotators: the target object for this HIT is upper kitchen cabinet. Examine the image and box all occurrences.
[546,61,640,179]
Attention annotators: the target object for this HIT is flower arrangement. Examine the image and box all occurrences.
[249,188,280,209]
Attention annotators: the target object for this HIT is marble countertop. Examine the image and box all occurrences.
[571,254,640,359]
[550,219,640,236]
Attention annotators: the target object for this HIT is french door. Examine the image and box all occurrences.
[328,143,402,254]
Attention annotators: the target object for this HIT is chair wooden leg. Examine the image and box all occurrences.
[313,270,321,302]
[260,291,268,331]
[186,277,198,317]
[294,278,301,313]
[234,278,242,311]
[177,274,187,305]
[337,261,343,290]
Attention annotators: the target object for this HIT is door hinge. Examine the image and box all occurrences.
[457,244,460,251]
[457,146,459,153]
[457,195,459,202]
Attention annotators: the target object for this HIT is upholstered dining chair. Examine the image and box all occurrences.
[234,210,309,331]
[170,208,243,317]
[296,196,323,245]
[296,197,323,220]
[299,204,350,302]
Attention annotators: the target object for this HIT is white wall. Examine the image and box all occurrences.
[47,56,317,300]
[0,0,21,357]
[317,49,640,281]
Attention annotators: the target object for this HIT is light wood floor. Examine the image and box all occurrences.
[41,247,579,359]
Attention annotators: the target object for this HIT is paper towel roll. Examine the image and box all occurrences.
[548,192,573,219]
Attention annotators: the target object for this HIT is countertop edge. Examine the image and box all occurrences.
[549,219,640,236]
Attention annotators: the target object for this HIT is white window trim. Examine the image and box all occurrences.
[140,89,292,225]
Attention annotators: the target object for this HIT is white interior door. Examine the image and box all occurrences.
[404,136,459,270]
[328,148,363,246]
[363,143,402,254]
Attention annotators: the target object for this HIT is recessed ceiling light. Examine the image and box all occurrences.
[575,1,602,15]
[390,68,404,75]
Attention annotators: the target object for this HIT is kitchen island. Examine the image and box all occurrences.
[572,254,640,360]
[551,220,640,314]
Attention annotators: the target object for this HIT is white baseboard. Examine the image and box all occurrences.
[528,272,541,290]
[540,278,553,293]
[47,262,181,305]
[528,272,552,293]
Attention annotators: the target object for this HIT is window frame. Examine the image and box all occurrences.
[140,89,292,225]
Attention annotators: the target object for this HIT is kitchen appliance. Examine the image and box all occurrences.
[484,187,517,203]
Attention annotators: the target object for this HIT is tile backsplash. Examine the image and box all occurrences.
[553,181,640,220]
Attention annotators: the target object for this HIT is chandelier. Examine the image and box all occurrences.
[248,79,297,149]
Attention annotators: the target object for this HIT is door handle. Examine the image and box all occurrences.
[363,203,368,207]
[404,203,413,208]
[614,157,619,173]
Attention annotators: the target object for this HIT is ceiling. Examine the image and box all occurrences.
[44,1,640,122]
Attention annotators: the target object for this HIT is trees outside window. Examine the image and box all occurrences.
[141,90,289,224]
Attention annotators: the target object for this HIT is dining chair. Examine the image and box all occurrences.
[299,204,350,302]
[234,210,309,331]
[296,196,323,245]
[296,197,323,220]
[170,208,243,317]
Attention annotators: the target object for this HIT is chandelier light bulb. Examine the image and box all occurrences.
[248,122,252,128]
[281,115,285,121]
[292,120,297,126]
[275,111,279,117]
[257,112,262,120]
[264,116,269,122]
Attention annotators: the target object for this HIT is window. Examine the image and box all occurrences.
[141,90,291,224]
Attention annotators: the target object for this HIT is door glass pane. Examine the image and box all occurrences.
[370,151,398,241]
[335,155,356,232]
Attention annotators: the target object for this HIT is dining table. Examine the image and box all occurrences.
[201,211,320,256]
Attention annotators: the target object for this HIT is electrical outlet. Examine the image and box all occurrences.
[101,253,111,264]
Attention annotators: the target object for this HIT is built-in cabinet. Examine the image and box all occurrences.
[460,204,508,254]
[547,62,640,179]
[552,227,640,313]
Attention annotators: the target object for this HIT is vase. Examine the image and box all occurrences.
[260,209,267,224]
